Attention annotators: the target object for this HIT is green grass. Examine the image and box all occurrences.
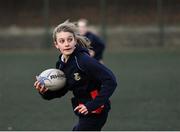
[0,48,180,130]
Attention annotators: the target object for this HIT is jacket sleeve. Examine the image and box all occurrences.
[78,54,117,112]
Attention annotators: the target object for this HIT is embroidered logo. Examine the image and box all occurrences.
[74,73,81,81]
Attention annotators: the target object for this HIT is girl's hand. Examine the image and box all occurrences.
[74,104,89,115]
[89,49,95,57]
[34,80,48,94]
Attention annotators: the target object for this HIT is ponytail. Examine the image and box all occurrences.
[76,34,91,49]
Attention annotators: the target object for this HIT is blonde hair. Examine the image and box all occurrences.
[53,20,91,49]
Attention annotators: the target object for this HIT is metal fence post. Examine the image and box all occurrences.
[43,0,51,49]
[100,0,107,43]
[157,0,165,47]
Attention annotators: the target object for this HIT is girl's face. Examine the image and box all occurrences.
[78,21,88,35]
[54,31,76,56]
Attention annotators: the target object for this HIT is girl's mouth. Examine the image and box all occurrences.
[63,48,72,51]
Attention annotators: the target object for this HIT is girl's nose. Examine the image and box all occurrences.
[64,40,70,46]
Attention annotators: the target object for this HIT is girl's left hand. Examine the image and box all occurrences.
[74,104,88,115]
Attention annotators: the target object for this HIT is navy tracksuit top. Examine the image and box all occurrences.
[40,45,117,115]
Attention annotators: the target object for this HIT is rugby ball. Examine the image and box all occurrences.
[36,68,66,91]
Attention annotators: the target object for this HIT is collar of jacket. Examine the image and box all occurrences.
[58,44,89,64]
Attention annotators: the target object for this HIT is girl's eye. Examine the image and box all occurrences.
[67,38,73,42]
[59,39,65,44]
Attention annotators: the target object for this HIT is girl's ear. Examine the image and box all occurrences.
[54,41,59,49]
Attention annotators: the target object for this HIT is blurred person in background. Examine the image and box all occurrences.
[77,18,105,64]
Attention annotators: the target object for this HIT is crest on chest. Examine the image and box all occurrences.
[74,72,81,81]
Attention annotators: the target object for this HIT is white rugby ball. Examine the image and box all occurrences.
[36,68,66,91]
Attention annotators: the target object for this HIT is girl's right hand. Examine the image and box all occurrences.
[34,81,49,94]
[89,49,95,57]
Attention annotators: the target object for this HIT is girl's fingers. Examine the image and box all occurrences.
[39,86,48,94]
[74,105,88,115]
[83,111,88,115]
[74,105,81,111]
[34,80,48,93]
[80,109,88,114]
[42,87,48,93]
[39,86,44,93]
[35,82,41,90]
[34,81,38,87]
[78,106,86,113]
[74,105,84,112]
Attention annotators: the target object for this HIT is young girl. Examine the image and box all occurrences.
[34,21,117,131]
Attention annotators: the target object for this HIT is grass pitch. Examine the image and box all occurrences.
[0,48,180,130]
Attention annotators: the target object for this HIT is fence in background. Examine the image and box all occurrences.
[0,0,180,50]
